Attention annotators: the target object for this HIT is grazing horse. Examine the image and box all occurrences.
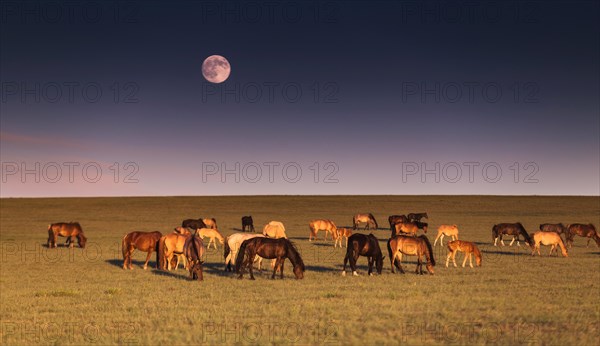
[241,216,255,232]
[308,219,337,242]
[408,212,428,222]
[540,223,568,235]
[531,232,568,257]
[387,235,435,275]
[342,233,384,276]
[334,228,352,248]
[388,215,409,231]
[492,223,532,247]
[121,231,162,270]
[565,223,599,248]
[235,238,305,280]
[263,221,287,238]
[393,221,428,237]
[184,234,206,281]
[433,224,459,246]
[181,218,207,231]
[353,213,378,230]
[158,228,192,270]
[202,218,218,229]
[446,240,481,268]
[223,233,267,271]
[47,222,87,248]
[196,228,225,249]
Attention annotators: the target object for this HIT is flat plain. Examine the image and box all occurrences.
[1,195,599,345]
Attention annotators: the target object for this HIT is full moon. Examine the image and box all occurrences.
[202,55,231,83]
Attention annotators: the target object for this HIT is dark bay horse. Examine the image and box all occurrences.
[122,231,162,270]
[181,218,207,231]
[184,234,206,281]
[387,235,435,275]
[353,213,378,230]
[492,223,532,247]
[342,233,384,276]
[47,222,87,248]
[235,238,304,280]
[408,213,428,222]
[540,223,568,235]
[565,223,599,248]
[242,216,255,232]
[388,215,409,231]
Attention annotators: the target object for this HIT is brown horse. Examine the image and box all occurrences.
[47,222,87,248]
[334,228,352,248]
[565,223,599,248]
[353,213,378,230]
[393,221,428,237]
[263,221,287,238]
[122,231,163,270]
[446,240,481,268]
[387,235,435,275]
[342,233,384,276]
[531,231,568,257]
[308,219,337,242]
[158,228,192,270]
[184,234,206,281]
[492,223,533,247]
[434,224,459,246]
[235,237,305,280]
[540,223,568,235]
[388,215,409,231]
[203,218,218,229]
[408,212,428,222]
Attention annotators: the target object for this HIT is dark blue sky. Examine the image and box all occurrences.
[1,1,598,196]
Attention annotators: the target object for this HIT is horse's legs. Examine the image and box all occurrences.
[349,252,359,276]
[509,237,515,246]
[271,258,280,279]
[345,237,349,248]
[445,251,451,267]
[342,253,349,276]
[434,233,440,246]
[367,257,374,276]
[248,256,255,280]
[280,259,285,279]
[462,253,468,268]
[143,250,152,270]
[469,253,474,268]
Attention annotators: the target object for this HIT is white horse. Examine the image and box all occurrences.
[263,221,287,238]
[224,233,268,271]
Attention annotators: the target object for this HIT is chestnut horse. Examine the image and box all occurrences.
[263,221,287,238]
[565,223,599,248]
[308,219,337,242]
[224,233,267,271]
[388,215,409,231]
[241,216,255,232]
[434,224,459,246]
[531,231,568,257]
[353,213,378,230]
[342,233,384,276]
[202,218,218,229]
[184,234,206,281]
[393,221,428,238]
[47,222,87,248]
[235,237,305,280]
[158,228,192,270]
[122,231,162,270]
[492,223,532,247]
[196,228,225,249]
[387,235,435,275]
[446,240,481,268]
[334,228,352,248]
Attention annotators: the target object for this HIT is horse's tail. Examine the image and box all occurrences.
[235,239,250,273]
[419,235,435,266]
[157,237,165,270]
[155,237,161,268]
[223,237,231,261]
[519,224,533,246]
[309,221,315,238]
[386,237,396,268]
[121,234,128,260]
[557,236,568,257]
[369,213,378,229]
[492,224,498,240]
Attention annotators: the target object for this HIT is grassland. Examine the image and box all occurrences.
[1,195,599,345]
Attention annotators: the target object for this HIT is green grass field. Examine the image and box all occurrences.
[1,196,599,345]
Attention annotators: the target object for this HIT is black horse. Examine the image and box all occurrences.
[342,233,384,276]
[388,215,409,231]
[181,218,207,231]
[235,237,304,280]
[492,223,532,246]
[408,212,428,222]
[241,216,255,232]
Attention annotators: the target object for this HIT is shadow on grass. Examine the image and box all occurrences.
[150,269,188,280]
[481,249,531,257]
[306,265,340,273]
[105,258,161,269]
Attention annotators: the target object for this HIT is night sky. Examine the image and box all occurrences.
[1,1,598,196]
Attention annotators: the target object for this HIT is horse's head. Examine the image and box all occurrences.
[376,255,385,274]
[190,261,204,281]
[77,234,87,248]
[293,264,304,279]
[426,262,435,275]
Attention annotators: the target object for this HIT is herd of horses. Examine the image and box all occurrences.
[46,212,599,281]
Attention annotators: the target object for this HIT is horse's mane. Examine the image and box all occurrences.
[286,240,305,271]
[418,235,435,266]
[234,238,253,273]
[517,223,532,245]
[491,224,498,238]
